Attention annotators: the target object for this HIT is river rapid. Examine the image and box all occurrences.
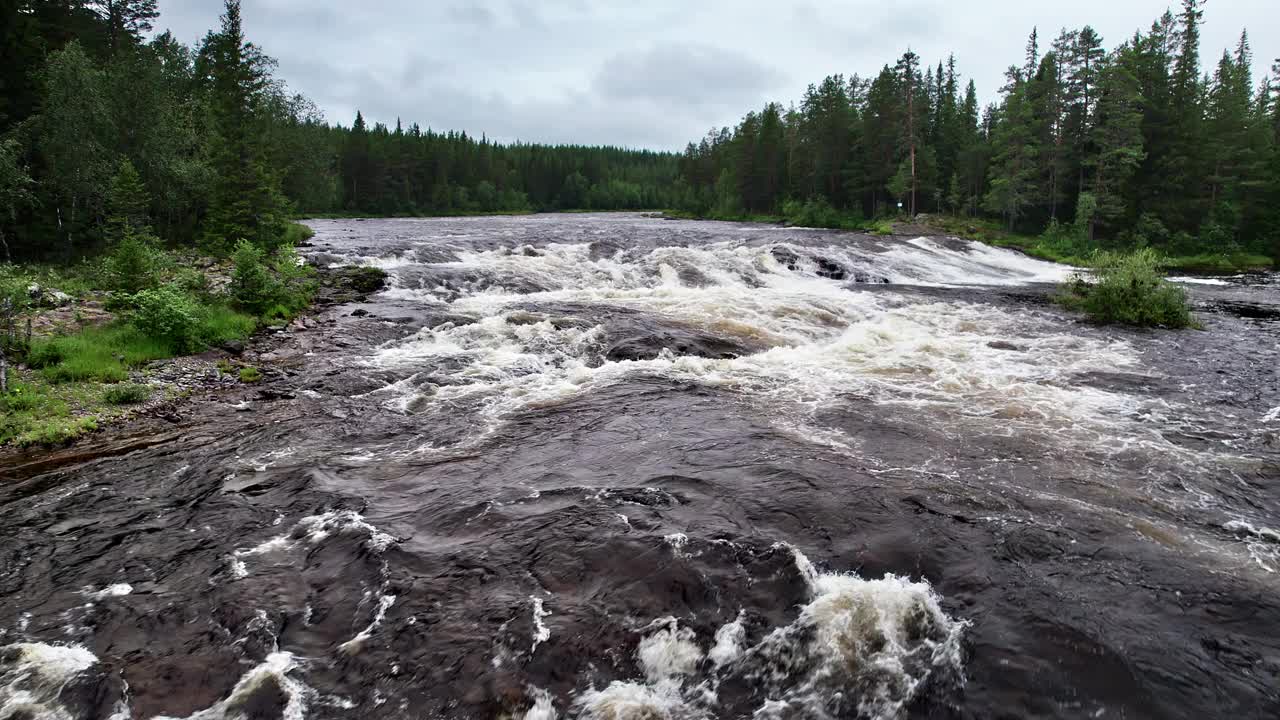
[2,213,1279,720]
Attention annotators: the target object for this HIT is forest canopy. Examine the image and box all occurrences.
[0,0,678,261]
[673,0,1279,260]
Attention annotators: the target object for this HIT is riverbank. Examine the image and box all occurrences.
[664,210,1276,275]
[0,233,387,449]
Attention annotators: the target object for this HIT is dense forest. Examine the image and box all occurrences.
[0,0,678,261]
[674,0,1280,260]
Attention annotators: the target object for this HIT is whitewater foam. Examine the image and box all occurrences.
[0,643,99,720]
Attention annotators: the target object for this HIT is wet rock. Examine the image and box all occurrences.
[813,256,847,280]
[222,340,246,356]
[851,270,891,284]
[603,318,769,362]
[770,246,801,271]
[351,308,370,317]
[987,340,1024,351]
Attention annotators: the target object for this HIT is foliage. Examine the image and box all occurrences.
[104,383,150,405]
[105,159,152,240]
[103,224,168,294]
[130,284,200,352]
[1059,249,1196,328]
[675,4,1278,263]
[780,197,864,229]
[238,366,261,383]
[228,238,280,315]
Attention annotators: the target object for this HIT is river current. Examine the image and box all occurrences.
[2,214,1278,719]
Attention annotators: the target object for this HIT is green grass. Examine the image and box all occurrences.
[1160,252,1273,274]
[103,383,150,405]
[0,377,104,446]
[238,366,261,383]
[197,305,258,346]
[25,303,257,384]
[27,324,173,383]
[923,214,1275,273]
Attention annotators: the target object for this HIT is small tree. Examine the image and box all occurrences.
[229,238,280,315]
[104,224,166,294]
[105,159,152,240]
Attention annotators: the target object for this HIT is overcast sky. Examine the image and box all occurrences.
[157,0,1276,150]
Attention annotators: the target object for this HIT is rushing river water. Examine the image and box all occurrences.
[2,214,1279,720]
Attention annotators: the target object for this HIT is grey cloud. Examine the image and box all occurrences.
[595,44,785,108]
[445,3,498,28]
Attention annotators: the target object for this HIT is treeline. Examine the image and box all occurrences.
[674,0,1280,258]
[0,0,677,262]
[323,116,677,217]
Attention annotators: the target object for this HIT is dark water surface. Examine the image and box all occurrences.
[2,214,1279,720]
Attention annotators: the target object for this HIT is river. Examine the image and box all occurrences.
[2,213,1278,719]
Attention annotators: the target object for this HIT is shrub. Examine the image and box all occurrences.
[131,285,200,352]
[104,383,149,405]
[1059,248,1195,329]
[868,220,894,236]
[282,222,316,245]
[239,366,262,383]
[173,266,212,298]
[783,197,843,229]
[229,239,282,316]
[271,244,318,315]
[104,225,168,294]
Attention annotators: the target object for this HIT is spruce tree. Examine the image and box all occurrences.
[105,158,150,239]
[88,0,158,54]
[201,0,289,251]
[1088,46,1146,239]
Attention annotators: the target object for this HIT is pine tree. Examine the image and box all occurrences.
[105,157,150,239]
[89,0,158,54]
[201,0,290,251]
[1088,46,1146,238]
[985,68,1039,229]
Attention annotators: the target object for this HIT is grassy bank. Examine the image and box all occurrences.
[1,223,317,447]
[926,215,1274,274]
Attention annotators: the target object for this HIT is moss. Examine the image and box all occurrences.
[238,366,262,383]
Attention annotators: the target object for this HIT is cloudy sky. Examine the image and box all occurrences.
[157,0,1276,150]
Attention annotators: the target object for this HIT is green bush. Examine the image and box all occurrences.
[1059,248,1195,328]
[131,285,200,352]
[173,266,212,298]
[104,383,149,405]
[781,197,860,230]
[867,220,894,236]
[229,239,282,315]
[239,366,262,383]
[271,244,318,315]
[282,222,316,245]
[104,226,168,295]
